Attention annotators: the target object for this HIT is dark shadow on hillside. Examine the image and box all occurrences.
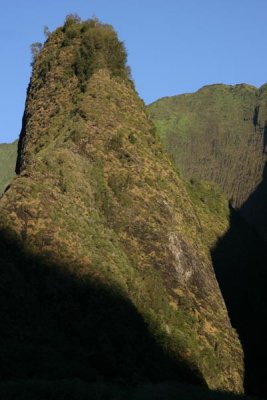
[0,380,256,400]
[0,227,204,390]
[263,123,267,154]
[240,162,267,242]
[16,80,31,175]
[212,204,267,397]
[15,109,26,174]
[0,230,258,399]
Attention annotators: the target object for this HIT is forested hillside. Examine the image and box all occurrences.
[149,84,267,208]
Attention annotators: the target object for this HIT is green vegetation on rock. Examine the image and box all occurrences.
[186,179,230,249]
[0,140,17,195]
[148,84,267,208]
[0,17,243,396]
[150,84,267,397]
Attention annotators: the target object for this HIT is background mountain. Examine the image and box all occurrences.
[0,16,244,397]
[148,83,267,209]
[0,140,17,195]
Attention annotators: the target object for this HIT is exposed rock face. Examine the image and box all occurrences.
[0,18,243,392]
[0,140,17,195]
[148,84,267,209]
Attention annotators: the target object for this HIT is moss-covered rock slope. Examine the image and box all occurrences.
[148,84,267,208]
[0,17,243,393]
[0,140,17,195]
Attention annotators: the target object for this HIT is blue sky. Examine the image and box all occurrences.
[1,0,267,143]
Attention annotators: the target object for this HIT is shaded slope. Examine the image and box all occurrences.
[186,175,267,396]
[240,162,267,241]
[212,205,267,397]
[0,18,243,392]
[0,380,260,400]
[0,228,197,384]
[0,140,17,195]
[148,84,267,208]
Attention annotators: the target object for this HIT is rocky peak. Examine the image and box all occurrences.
[0,18,244,393]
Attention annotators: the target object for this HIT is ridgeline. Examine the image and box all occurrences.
[148,83,267,209]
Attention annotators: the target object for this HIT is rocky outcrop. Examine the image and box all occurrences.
[0,18,243,392]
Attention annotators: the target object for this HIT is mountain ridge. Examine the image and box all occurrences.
[148,83,267,209]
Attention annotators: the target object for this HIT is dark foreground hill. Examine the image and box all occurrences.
[0,140,17,195]
[0,16,244,397]
[148,83,267,209]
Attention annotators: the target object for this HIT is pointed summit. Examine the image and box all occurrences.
[0,18,243,393]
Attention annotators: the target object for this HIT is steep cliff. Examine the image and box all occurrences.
[0,140,17,195]
[0,17,243,393]
[148,84,267,208]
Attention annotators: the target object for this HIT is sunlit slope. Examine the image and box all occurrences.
[149,84,267,208]
[0,17,243,393]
